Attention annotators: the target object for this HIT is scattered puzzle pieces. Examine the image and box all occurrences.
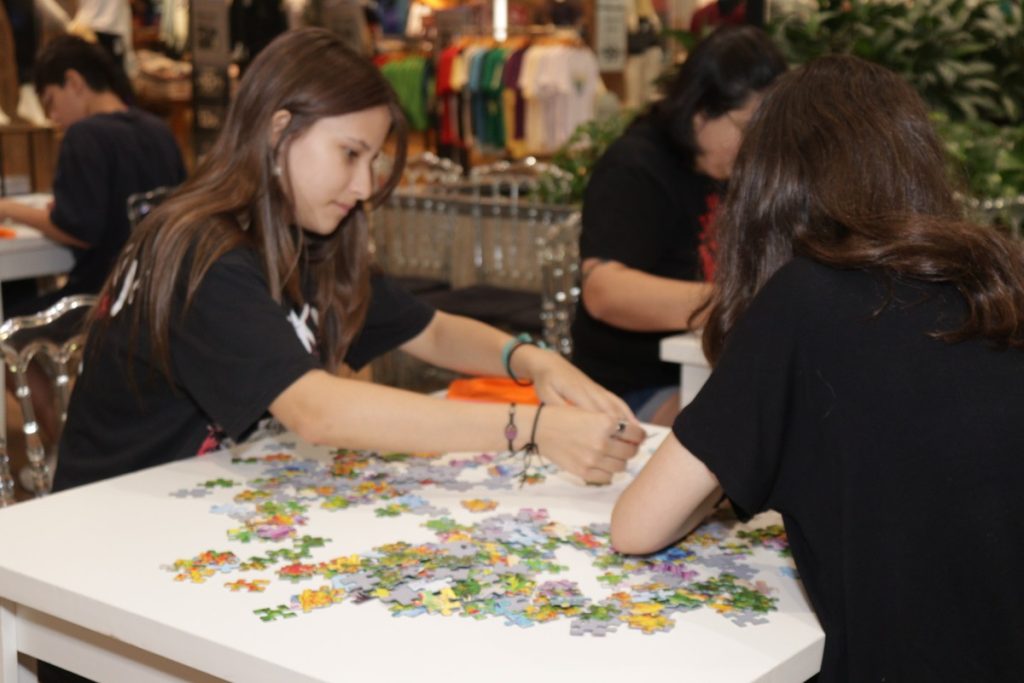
[167,443,789,636]
[200,478,238,489]
[253,605,297,621]
[225,579,270,592]
[461,498,498,512]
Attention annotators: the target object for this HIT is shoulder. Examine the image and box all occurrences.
[125,107,174,129]
[176,243,276,312]
[759,257,841,303]
[199,244,266,282]
[593,119,684,182]
[601,120,664,163]
[179,239,266,293]
[61,115,108,146]
[64,109,172,142]
[749,257,881,327]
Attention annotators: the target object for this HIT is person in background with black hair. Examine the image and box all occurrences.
[0,34,185,318]
[571,26,785,424]
[612,55,1024,680]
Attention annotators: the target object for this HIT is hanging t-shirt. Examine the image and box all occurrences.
[518,45,548,154]
[675,256,1024,680]
[436,44,462,145]
[501,46,529,155]
[404,1,431,36]
[571,117,719,396]
[56,246,435,492]
[481,47,508,149]
[381,55,431,131]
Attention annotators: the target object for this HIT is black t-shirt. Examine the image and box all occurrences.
[50,109,186,297]
[55,247,435,492]
[674,257,1024,681]
[571,118,719,395]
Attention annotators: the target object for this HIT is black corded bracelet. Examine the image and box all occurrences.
[505,403,518,452]
[517,402,545,487]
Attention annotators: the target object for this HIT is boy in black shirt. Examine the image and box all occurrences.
[0,34,185,316]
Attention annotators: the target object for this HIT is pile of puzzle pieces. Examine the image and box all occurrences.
[166,444,789,636]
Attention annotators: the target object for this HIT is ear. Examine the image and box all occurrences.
[269,109,292,147]
[692,110,708,131]
[63,68,87,93]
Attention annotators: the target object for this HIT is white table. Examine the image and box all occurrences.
[0,429,823,682]
[0,194,74,320]
[0,193,75,431]
[660,332,711,408]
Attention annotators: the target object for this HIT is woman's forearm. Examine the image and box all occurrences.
[582,261,711,332]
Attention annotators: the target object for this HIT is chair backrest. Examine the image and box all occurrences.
[467,158,573,203]
[127,185,175,230]
[0,294,97,502]
[539,213,582,356]
[402,152,464,186]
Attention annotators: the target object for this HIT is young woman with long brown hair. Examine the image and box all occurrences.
[54,28,643,497]
[612,55,1024,679]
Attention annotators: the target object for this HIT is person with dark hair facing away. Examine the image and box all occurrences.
[612,55,1024,680]
[0,34,185,318]
[571,25,786,423]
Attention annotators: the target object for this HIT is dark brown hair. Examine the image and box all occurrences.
[34,34,134,104]
[646,25,786,164]
[96,27,407,374]
[700,55,1024,363]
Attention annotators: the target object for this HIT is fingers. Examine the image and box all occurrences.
[536,405,643,485]
[533,382,570,408]
[577,420,644,484]
[580,448,632,485]
[609,419,646,448]
[604,392,638,425]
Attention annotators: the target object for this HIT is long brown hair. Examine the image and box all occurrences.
[97,27,407,374]
[700,55,1024,363]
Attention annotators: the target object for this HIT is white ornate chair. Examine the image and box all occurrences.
[126,185,175,229]
[0,294,96,503]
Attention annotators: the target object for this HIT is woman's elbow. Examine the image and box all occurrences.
[581,283,617,323]
[610,506,668,556]
[270,374,334,446]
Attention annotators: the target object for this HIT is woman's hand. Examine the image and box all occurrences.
[512,344,637,423]
[527,403,646,485]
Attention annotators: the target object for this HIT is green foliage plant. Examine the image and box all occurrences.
[769,0,1024,207]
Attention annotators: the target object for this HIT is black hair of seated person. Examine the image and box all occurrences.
[32,33,134,105]
[643,24,786,165]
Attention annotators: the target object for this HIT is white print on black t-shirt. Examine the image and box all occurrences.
[109,258,139,317]
[288,303,319,354]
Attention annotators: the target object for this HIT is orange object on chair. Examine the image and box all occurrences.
[446,377,541,404]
